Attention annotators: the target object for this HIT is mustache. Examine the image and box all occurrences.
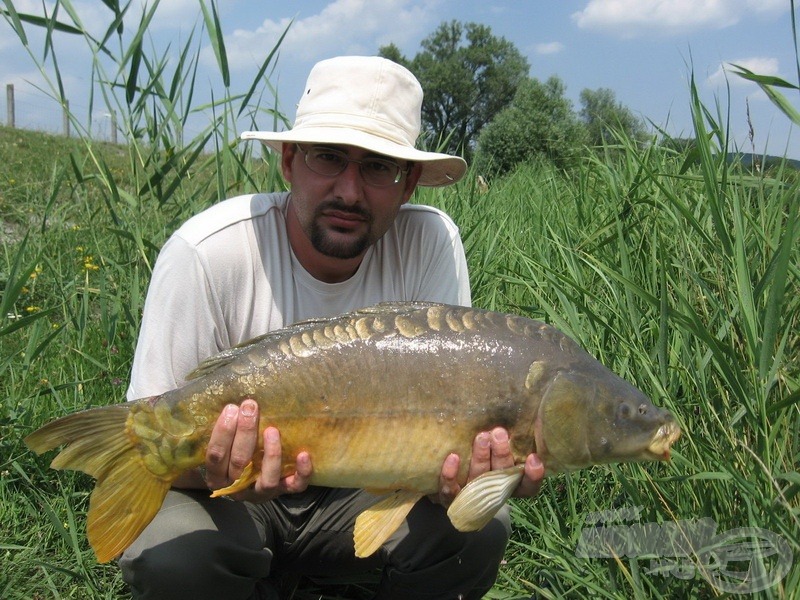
[316,200,371,221]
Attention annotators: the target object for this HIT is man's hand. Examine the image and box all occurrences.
[175,399,312,502]
[435,427,544,506]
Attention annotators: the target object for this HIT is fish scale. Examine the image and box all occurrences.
[24,302,681,563]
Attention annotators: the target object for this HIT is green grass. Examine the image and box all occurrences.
[1,1,799,598]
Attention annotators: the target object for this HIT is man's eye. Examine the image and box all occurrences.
[314,149,345,164]
[365,159,393,174]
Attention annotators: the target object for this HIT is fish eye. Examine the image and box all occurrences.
[618,403,631,418]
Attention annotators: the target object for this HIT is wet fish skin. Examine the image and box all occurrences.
[24,302,681,563]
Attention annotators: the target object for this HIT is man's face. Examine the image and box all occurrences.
[282,143,422,261]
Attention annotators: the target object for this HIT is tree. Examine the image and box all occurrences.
[579,88,649,149]
[380,21,529,157]
[475,76,586,177]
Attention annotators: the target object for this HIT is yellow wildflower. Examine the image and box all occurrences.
[83,256,100,271]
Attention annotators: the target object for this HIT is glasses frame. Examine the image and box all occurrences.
[296,144,410,187]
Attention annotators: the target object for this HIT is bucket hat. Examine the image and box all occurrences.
[240,56,467,187]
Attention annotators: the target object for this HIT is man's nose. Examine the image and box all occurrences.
[333,161,365,204]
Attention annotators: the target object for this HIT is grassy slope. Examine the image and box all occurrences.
[1,122,799,599]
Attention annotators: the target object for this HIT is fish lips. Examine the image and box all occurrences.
[645,420,681,461]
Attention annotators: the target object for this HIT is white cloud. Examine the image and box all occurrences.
[744,0,787,15]
[220,0,434,72]
[147,0,205,30]
[707,57,780,89]
[572,0,787,38]
[535,42,565,55]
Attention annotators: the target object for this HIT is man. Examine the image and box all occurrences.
[121,56,544,599]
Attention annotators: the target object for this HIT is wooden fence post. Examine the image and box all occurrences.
[6,84,14,128]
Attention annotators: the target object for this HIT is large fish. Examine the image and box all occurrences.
[25,303,680,563]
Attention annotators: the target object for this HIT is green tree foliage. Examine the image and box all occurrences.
[474,76,586,177]
[380,21,529,157]
[579,87,650,148]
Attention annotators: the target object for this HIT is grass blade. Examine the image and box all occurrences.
[200,0,230,87]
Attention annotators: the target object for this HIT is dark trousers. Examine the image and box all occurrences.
[119,487,511,600]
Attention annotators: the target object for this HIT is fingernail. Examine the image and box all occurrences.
[477,433,490,448]
[528,453,545,477]
[492,428,508,443]
[240,400,256,417]
[266,427,279,443]
[222,404,239,426]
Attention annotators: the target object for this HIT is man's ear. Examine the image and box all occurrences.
[401,163,423,203]
[281,143,297,181]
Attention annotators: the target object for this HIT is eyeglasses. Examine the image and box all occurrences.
[297,145,409,187]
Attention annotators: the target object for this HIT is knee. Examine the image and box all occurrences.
[387,500,511,570]
[119,490,271,599]
[378,504,512,599]
[120,530,239,598]
[465,505,511,561]
[120,529,271,599]
[120,529,209,579]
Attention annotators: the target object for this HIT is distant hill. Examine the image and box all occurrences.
[729,152,800,171]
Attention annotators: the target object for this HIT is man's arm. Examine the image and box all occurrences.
[127,235,227,401]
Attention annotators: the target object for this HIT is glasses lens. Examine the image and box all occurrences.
[302,146,403,187]
[361,158,401,186]
[305,147,348,176]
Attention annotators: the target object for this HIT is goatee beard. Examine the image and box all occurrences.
[310,201,372,259]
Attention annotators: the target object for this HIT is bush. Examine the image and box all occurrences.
[474,76,586,177]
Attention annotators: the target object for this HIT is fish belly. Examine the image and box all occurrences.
[270,413,478,492]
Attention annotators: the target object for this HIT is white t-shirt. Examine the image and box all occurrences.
[127,192,471,400]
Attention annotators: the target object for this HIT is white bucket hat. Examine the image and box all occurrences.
[240,56,467,187]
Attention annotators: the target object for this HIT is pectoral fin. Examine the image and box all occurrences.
[447,465,524,531]
[354,490,423,558]
[210,461,259,497]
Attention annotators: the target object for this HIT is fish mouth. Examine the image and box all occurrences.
[646,421,681,460]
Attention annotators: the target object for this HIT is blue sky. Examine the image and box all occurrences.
[1,0,797,159]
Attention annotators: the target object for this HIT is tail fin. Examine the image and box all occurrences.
[25,405,172,563]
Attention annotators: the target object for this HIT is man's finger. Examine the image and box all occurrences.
[466,431,491,482]
[489,427,514,471]
[437,453,461,506]
[204,403,239,489]
[514,454,545,498]
[227,399,259,481]
[281,452,312,494]
[257,426,283,490]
